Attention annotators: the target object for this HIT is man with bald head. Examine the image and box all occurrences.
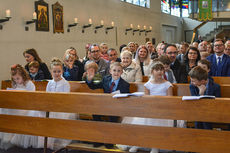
[164,44,188,83]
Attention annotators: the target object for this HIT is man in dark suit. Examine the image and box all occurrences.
[207,38,230,76]
[164,44,188,83]
[86,62,130,148]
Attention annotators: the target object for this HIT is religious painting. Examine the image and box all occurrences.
[35,0,49,31]
[52,2,64,33]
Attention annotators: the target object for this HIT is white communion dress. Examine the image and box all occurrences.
[45,77,76,150]
[0,80,41,149]
[122,80,174,127]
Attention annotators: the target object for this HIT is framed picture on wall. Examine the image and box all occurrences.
[35,0,49,31]
[52,2,64,33]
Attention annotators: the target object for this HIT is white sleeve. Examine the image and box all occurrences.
[46,81,51,92]
[26,81,35,91]
[63,81,70,92]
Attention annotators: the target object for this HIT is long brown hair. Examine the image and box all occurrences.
[23,48,42,63]
[11,64,30,88]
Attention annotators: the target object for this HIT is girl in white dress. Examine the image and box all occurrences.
[45,57,76,150]
[121,62,173,153]
[0,64,37,149]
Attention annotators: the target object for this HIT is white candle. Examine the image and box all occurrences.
[111,21,114,27]
[130,24,133,29]
[143,25,146,30]
[32,12,37,20]
[100,20,104,26]
[149,26,152,30]
[137,25,140,29]
[74,18,78,23]
[6,9,10,18]
[89,18,92,24]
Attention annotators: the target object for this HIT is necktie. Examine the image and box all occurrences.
[164,74,168,80]
[216,57,222,76]
[217,57,221,66]
[110,82,115,93]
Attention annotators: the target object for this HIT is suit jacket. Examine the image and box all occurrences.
[87,75,130,93]
[189,77,221,97]
[207,54,230,76]
[170,59,188,83]
[29,70,45,81]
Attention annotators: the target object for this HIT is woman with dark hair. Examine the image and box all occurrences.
[183,47,201,74]
[23,48,52,79]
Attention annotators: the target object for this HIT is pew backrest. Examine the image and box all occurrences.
[0,90,230,153]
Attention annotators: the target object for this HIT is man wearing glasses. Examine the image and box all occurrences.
[89,44,110,77]
[164,44,188,83]
[207,39,230,76]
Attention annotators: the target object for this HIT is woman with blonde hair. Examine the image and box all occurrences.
[134,45,152,77]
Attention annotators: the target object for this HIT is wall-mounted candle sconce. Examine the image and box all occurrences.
[0,10,11,30]
[94,20,104,33]
[105,21,114,34]
[139,25,146,35]
[25,12,37,31]
[67,18,78,32]
[82,18,92,33]
[125,24,133,35]
[133,25,140,35]
[145,26,152,35]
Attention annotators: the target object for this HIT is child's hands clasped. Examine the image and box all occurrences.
[198,84,206,95]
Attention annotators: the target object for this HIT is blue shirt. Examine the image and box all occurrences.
[110,78,120,92]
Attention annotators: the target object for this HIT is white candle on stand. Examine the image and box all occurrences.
[111,21,114,27]
[74,18,78,23]
[149,26,152,30]
[130,24,133,29]
[137,25,140,29]
[143,25,146,30]
[89,18,92,24]
[33,12,37,20]
[100,20,104,26]
[6,10,11,18]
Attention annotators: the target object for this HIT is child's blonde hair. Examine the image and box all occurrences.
[50,57,63,69]
[28,61,40,69]
[11,64,30,88]
[110,62,123,70]
[85,61,98,72]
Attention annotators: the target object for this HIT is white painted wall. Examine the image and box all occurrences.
[0,0,183,83]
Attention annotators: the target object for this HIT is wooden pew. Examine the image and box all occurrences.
[0,90,230,153]
[2,80,230,98]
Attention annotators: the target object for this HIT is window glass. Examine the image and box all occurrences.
[121,0,150,8]
[161,0,170,14]
[171,0,180,17]
[182,0,189,17]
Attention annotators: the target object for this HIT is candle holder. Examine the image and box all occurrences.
[139,29,146,35]
[145,29,152,36]
[125,27,132,35]
[0,17,11,23]
[105,26,114,34]
[67,23,78,32]
[133,29,139,35]
[26,19,37,25]
[82,23,92,33]
[94,24,104,33]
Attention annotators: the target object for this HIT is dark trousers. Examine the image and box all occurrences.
[93,115,119,123]
[195,122,212,130]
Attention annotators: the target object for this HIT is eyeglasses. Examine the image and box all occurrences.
[188,52,197,55]
[167,51,177,55]
[214,44,224,47]
[91,50,99,53]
